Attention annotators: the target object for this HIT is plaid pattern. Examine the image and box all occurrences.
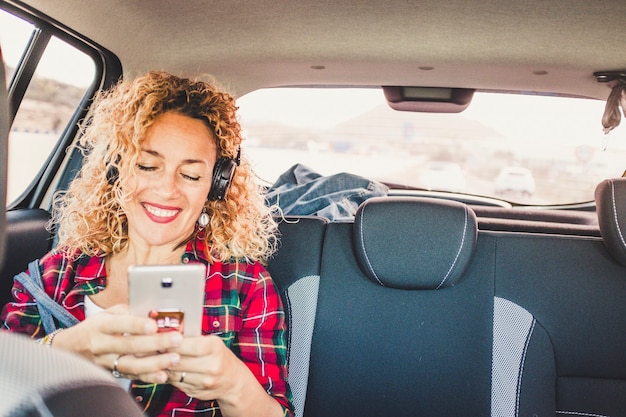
[1,237,294,417]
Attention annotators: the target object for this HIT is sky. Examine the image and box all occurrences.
[237,88,384,129]
[237,87,626,152]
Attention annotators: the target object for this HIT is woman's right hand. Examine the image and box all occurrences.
[51,304,182,384]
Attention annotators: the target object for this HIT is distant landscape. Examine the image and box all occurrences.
[8,66,86,134]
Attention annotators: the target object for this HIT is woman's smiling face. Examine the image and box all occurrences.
[122,111,217,250]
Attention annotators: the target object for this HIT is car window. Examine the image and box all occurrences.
[0,8,96,205]
[0,10,31,83]
[238,88,626,205]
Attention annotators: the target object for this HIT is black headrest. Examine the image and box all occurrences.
[595,178,626,266]
[353,197,478,290]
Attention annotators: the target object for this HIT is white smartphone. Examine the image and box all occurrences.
[127,264,206,336]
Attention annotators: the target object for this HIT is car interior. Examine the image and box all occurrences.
[1,0,626,416]
[0,24,148,417]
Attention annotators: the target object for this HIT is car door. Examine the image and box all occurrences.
[0,3,120,306]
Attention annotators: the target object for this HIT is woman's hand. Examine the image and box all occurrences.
[51,304,182,383]
[166,335,284,417]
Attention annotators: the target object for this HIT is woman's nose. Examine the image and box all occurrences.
[154,171,181,197]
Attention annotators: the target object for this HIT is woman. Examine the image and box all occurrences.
[1,71,293,417]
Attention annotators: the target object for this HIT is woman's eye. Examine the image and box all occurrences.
[136,163,200,181]
[137,164,157,172]
[182,173,200,181]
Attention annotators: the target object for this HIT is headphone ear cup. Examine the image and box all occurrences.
[208,157,237,201]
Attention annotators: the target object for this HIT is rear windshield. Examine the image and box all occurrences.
[238,88,626,206]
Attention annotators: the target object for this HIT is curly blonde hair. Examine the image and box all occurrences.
[51,71,278,263]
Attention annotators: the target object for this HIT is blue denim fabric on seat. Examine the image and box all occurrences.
[265,164,388,221]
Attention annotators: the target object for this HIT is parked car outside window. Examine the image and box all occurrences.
[494,166,536,197]
[418,161,467,192]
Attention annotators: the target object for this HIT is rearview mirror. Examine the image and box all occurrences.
[383,86,475,113]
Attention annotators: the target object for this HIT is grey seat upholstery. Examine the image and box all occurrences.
[493,228,626,417]
[304,197,494,416]
[270,193,626,417]
[267,216,328,417]
[353,196,477,289]
[490,180,626,417]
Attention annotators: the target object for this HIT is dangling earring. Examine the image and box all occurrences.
[197,207,209,229]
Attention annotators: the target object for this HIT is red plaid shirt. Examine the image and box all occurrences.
[1,237,294,417]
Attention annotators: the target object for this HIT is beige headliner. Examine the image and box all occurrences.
[15,0,626,99]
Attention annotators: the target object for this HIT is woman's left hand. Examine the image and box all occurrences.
[166,334,247,401]
[166,334,284,417]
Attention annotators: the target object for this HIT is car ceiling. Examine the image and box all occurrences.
[11,0,626,100]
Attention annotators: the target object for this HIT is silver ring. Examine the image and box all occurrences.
[179,371,186,383]
[112,354,122,378]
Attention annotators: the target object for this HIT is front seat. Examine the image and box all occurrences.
[0,332,146,416]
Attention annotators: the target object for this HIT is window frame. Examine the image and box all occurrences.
[1,0,122,209]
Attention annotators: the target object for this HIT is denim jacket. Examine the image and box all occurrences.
[265,164,388,221]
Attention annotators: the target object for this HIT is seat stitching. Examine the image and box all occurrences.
[359,204,384,286]
[609,179,626,249]
[515,318,536,417]
[284,290,293,360]
[436,207,468,289]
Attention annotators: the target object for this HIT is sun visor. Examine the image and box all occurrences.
[383,86,474,113]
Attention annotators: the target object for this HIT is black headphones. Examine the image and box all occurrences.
[207,148,240,201]
[107,147,240,201]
